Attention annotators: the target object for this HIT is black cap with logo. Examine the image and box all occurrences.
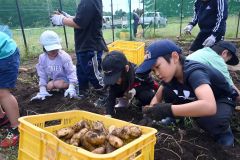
[102,51,128,85]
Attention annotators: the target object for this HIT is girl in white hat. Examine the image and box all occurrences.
[31,30,78,101]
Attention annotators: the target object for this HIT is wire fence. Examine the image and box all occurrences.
[0,0,239,58]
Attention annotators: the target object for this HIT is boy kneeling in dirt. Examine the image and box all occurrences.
[0,27,20,148]
[31,30,78,101]
[137,39,236,147]
[101,51,157,117]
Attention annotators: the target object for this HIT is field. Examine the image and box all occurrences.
[13,16,240,60]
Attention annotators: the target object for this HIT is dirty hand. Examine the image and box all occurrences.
[183,25,193,35]
[202,35,216,47]
[30,86,52,101]
[50,14,65,26]
[64,84,76,98]
[142,103,173,121]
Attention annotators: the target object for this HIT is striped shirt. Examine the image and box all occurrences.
[189,0,228,37]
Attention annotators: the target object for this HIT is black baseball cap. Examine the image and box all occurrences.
[136,39,182,73]
[102,51,128,85]
[214,41,239,65]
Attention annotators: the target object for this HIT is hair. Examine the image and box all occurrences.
[119,62,135,91]
[162,53,185,65]
[43,47,47,52]
[211,45,232,57]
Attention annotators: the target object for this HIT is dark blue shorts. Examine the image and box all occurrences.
[0,48,20,89]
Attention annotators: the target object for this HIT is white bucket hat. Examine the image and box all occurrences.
[39,30,62,51]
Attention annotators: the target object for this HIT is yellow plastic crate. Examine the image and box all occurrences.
[108,40,145,65]
[18,110,157,160]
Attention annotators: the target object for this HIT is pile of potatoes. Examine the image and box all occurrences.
[55,120,142,154]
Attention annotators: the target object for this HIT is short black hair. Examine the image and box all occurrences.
[162,53,185,65]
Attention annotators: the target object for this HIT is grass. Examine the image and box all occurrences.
[12,16,239,60]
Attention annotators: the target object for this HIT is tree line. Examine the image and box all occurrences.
[0,0,239,28]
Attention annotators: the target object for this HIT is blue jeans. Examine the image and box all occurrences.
[0,48,20,89]
[76,51,104,91]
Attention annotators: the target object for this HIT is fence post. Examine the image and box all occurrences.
[236,11,240,39]
[111,0,114,42]
[129,0,133,40]
[179,0,183,36]
[15,0,28,54]
[154,0,156,37]
[58,0,69,49]
[142,0,145,38]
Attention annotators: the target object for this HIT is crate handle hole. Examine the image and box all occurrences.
[44,119,61,127]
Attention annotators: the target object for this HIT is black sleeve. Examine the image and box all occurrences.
[187,69,211,91]
[189,1,199,26]
[105,85,125,115]
[73,0,96,29]
[135,73,154,88]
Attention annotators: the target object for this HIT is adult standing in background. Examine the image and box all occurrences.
[50,0,108,98]
[183,0,228,52]
[132,11,140,38]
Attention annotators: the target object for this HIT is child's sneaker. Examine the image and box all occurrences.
[0,115,9,127]
[0,127,19,148]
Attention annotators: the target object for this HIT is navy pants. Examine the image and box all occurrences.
[163,86,234,138]
[133,23,138,37]
[190,31,224,52]
[76,51,104,91]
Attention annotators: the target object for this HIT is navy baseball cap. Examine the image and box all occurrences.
[214,41,238,65]
[102,51,128,85]
[136,39,182,73]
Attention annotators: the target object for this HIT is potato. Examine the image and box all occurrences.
[111,127,123,137]
[129,126,142,138]
[119,126,131,140]
[108,135,124,148]
[92,121,107,134]
[108,125,116,134]
[81,134,96,151]
[70,128,88,146]
[56,127,74,139]
[85,131,106,145]
[105,141,116,153]
[72,120,90,132]
[91,146,106,154]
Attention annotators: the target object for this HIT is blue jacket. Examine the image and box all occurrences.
[189,0,228,37]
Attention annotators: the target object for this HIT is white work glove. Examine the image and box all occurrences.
[128,88,136,102]
[183,25,193,35]
[50,14,65,26]
[64,84,77,98]
[30,86,52,101]
[202,35,216,47]
[60,11,73,18]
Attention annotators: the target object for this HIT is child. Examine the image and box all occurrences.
[0,28,20,148]
[31,30,78,101]
[187,41,240,102]
[137,39,236,147]
[101,51,156,117]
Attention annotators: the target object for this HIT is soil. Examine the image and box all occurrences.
[1,39,240,160]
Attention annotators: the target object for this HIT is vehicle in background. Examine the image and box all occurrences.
[103,16,128,29]
[139,12,167,28]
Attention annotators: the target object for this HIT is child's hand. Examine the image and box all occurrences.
[64,84,77,98]
[30,86,52,101]
[30,92,52,101]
